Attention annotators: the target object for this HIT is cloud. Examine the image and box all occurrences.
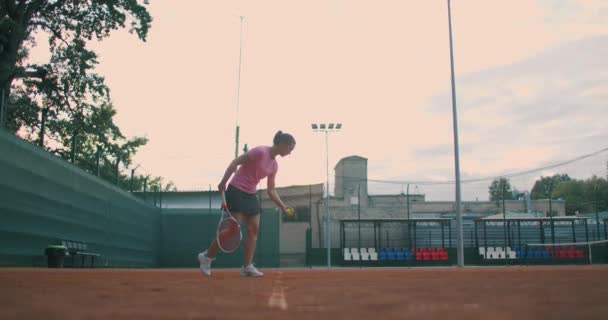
[415,35,608,199]
[537,0,608,24]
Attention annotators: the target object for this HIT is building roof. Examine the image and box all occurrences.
[339,217,452,222]
[475,216,587,221]
[335,156,368,169]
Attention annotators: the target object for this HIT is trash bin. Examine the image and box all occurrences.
[45,245,67,268]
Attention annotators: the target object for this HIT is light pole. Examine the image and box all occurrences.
[447,0,464,267]
[130,164,141,192]
[0,88,5,129]
[545,179,555,243]
[594,182,600,240]
[312,123,342,268]
[234,16,245,159]
[407,184,411,247]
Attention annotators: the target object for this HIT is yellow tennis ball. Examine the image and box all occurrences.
[285,207,294,217]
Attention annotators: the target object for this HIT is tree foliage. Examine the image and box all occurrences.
[1,1,175,191]
[488,177,514,201]
[530,174,571,200]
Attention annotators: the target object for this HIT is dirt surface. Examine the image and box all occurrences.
[2,266,608,320]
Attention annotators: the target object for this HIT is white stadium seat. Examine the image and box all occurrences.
[344,253,352,261]
[369,252,378,261]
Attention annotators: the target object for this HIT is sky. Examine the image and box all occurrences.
[30,0,608,200]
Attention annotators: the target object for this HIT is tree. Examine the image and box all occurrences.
[488,177,514,201]
[553,176,608,215]
[530,174,571,200]
[1,0,151,96]
[0,1,173,191]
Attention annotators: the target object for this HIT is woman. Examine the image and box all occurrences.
[198,131,296,277]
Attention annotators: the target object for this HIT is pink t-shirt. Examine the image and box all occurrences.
[229,146,278,194]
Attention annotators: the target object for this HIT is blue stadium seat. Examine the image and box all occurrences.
[395,252,405,261]
[388,252,396,261]
[379,252,387,260]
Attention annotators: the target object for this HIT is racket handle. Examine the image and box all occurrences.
[220,191,228,209]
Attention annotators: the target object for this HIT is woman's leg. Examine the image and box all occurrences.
[243,213,260,266]
[207,212,246,258]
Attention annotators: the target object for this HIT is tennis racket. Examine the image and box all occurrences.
[216,190,242,253]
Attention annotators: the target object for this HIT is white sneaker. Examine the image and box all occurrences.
[198,251,214,277]
[240,264,264,277]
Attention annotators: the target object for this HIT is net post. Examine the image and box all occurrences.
[517,220,522,249]
[441,221,445,248]
[483,221,487,250]
[474,220,478,249]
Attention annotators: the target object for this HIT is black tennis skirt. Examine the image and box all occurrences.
[226,184,260,215]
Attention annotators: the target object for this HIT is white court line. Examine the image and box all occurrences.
[267,271,288,311]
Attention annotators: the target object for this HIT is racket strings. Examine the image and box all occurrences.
[218,218,240,252]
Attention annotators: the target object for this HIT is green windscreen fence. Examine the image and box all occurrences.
[0,131,160,267]
[160,209,280,268]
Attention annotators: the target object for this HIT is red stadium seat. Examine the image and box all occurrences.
[575,250,584,258]
[423,252,431,260]
[437,247,445,252]
[416,253,423,260]
[431,252,439,260]
[558,250,568,258]
[567,250,576,258]
[440,252,448,260]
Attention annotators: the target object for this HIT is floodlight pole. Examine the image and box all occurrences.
[312,123,342,268]
[447,0,464,267]
[235,16,244,159]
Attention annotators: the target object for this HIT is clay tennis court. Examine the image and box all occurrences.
[2,266,608,320]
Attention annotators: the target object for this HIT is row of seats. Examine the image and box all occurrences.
[517,246,585,259]
[343,247,449,261]
[479,246,586,259]
[344,251,378,261]
[479,247,517,259]
[343,247,377,254]
[380,247,448,261]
